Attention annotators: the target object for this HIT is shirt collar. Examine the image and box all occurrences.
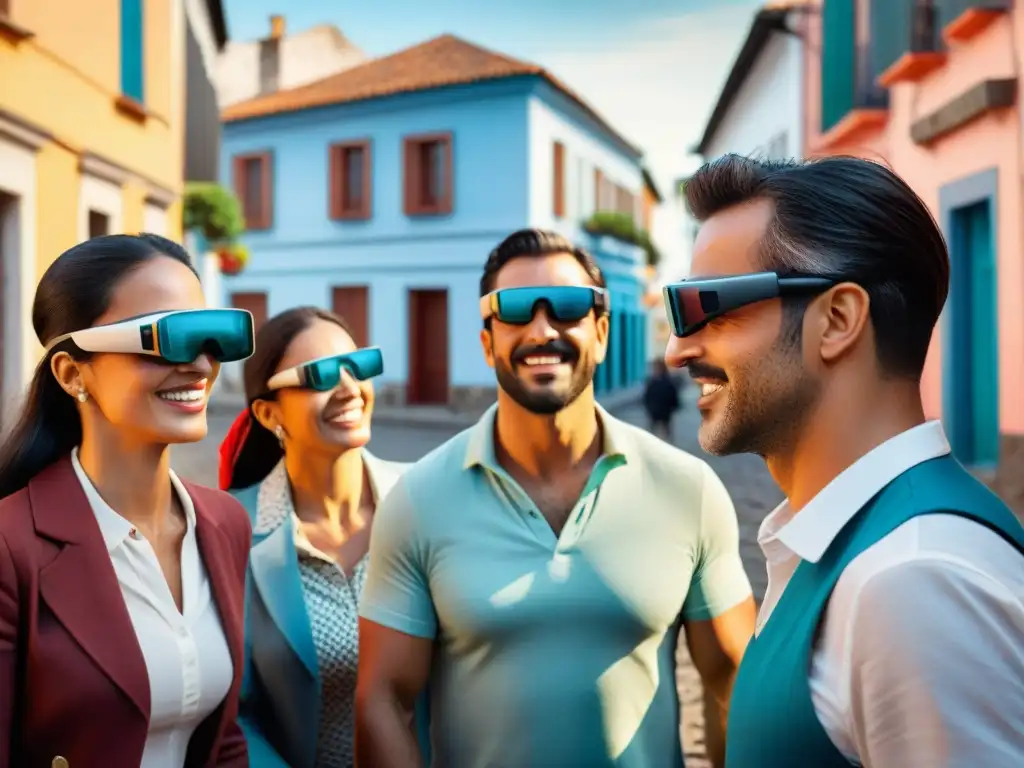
[71,447,196,552]
[462,402,629,471]
[759,420,952,564]
[254,453,384,539]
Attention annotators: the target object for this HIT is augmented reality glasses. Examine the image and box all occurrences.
[662,272,836,338]
[265,347,384,393]
[45,308,255,363]
[479,285,609,325]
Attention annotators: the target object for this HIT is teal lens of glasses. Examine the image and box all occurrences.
[157,309,255,364]
[305,347,384,391]
[490,285,606,324]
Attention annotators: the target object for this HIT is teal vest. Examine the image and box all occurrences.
[725,455,1024,767]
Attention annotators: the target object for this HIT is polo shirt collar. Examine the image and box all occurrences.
[463,402,628,471]
[759,420,951,564]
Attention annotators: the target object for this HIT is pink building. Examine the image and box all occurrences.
[799,0,1023,511]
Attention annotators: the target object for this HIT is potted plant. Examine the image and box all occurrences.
[217,242,250,276]
[182,183,245,242]
[582,211,661,267]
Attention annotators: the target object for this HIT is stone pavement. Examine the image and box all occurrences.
[171,390,781,766]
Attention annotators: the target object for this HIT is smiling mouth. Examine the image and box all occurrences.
[524,354,566,365]
[156,381,207,403]
[700,382,725,398]
[325,403,364,427]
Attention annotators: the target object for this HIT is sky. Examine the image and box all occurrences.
[221,0,762,276]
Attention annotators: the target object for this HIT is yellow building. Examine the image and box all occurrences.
[0,0,185,403]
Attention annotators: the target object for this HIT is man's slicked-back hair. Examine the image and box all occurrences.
[685,154,949,380]
[479,228,606,297]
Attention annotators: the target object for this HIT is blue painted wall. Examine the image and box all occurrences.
[221,75,647,393]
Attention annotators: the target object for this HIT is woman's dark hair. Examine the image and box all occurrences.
[685,154,949,380]
[0,234,198,499]
[224,306,354,490]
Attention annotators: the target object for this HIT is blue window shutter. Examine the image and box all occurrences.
[120,0,144,102]
[820,0,856,133]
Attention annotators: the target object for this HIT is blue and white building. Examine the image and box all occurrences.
[219,33,649,407]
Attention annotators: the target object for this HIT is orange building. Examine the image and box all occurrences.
[0,0,189,411]
[800,0,1022,508]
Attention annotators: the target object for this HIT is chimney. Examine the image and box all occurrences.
[269,15,285,39]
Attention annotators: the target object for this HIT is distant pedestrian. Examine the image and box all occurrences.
[643,358,680,442]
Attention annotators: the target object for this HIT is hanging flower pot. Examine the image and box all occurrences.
[216,243,249,276]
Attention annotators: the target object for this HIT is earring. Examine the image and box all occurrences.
[274,425,284,444]
[76,389,88,403]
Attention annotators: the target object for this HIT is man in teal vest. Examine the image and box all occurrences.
[664,154,1024,767]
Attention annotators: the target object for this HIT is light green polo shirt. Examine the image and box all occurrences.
[360,405,752,768]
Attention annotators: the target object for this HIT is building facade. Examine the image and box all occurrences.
[215,15,366,108]
[0,0,186,416]
[184,0,228,182]
[802,0,1023,509]
[218,34,649,407]
[694,3,806,161]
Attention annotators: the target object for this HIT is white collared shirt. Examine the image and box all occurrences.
[756,421,1024,766]
[71,449,233,768]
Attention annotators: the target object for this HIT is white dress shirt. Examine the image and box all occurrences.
[71,449,234,768]
[756,421,1024,767]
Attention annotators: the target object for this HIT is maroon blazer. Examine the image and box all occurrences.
[0,456,252,768]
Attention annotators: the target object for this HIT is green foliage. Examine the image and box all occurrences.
[583,211,661,267]
[182,183,245,243]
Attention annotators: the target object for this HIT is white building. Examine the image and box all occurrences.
[693,3,806,162]
[216,14,367,108]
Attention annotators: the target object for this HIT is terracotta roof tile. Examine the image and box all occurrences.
[222,33,640,157]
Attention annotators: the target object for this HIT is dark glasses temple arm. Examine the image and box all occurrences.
[777,277,836,294]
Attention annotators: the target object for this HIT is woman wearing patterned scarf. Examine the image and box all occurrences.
[218,306,428,768]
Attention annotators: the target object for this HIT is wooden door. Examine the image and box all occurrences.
[230,291,269,334]
[332,286,369,347]
[407,289,449,405]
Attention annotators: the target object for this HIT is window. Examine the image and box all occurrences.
[329,140,371,220]
[594,168,604,211]
[120,0,144,103]
[552,141,566,218]
[403,133,453,216]
[231,292,268,333]
[232,151,273,230]
[577,157,587,216]
[88,210,110,238]
[615,185,635,221]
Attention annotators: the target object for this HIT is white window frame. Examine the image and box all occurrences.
[79,173,124,240]
[0,129,43,407]
[143,201,169,236]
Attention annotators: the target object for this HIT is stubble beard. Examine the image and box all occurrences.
[495,356,596,415]
[699,342,820,458]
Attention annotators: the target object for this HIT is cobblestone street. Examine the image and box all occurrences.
[171,391,781,766]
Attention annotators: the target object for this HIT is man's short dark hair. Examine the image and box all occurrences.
[685,154,950,380]
[480,228,606,297]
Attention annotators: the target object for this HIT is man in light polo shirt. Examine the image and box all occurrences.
[355,229,755,768]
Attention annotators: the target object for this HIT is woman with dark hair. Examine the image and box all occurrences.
[219,306,425,768]
[0,234,255,767]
